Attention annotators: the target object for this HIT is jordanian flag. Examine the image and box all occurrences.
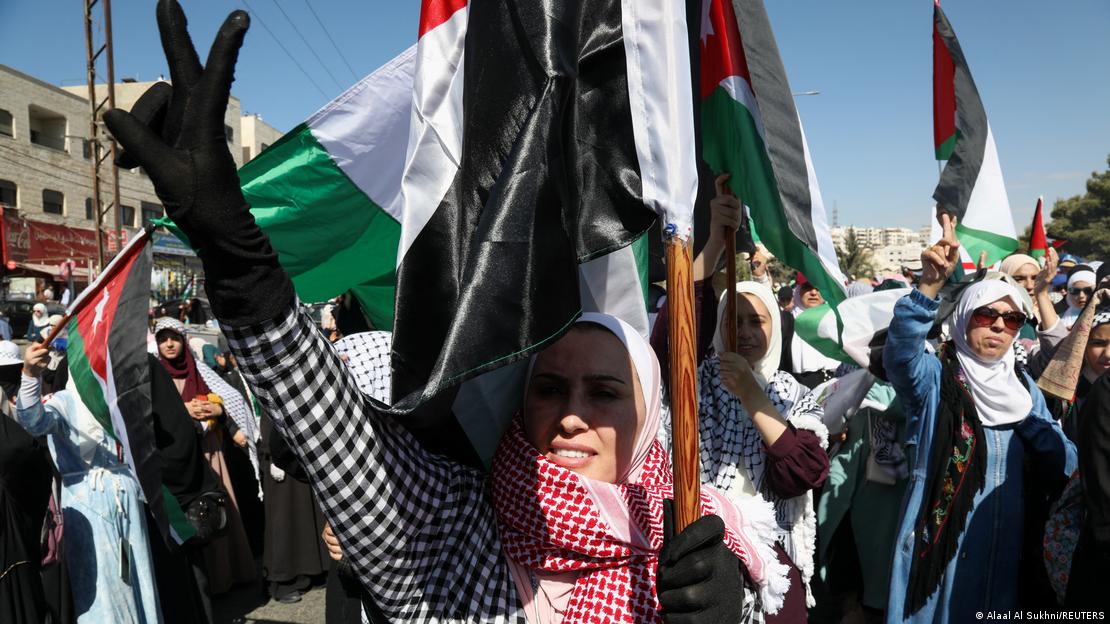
[700,0,847,305]
[932,1,1018,267]
[65,229,195,544]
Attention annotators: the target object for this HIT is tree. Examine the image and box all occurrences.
[836,226,876,280]
[1045,155,1110,259]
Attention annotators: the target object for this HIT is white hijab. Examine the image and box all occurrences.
[712,282,781,390]
[1062,269,1097,328]
[952,280,1033,427]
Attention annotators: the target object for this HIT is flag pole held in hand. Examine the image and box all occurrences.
[716,175,739,353]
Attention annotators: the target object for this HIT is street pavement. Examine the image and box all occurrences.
[213,579,327,624]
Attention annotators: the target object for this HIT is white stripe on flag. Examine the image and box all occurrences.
[398,6,468,263]
[718,76,765,140]
[961,124,1015,239]
[306,46,416,221]
[799,122,848,293]
[620,0,697,238]
[578,247,649,338]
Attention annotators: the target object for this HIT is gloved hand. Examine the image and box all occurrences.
[657,499,746,624]
[103,0,292,326]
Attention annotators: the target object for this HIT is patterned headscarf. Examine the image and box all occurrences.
[492,313,788,621]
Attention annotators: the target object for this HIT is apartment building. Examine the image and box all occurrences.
[0,64,281,281]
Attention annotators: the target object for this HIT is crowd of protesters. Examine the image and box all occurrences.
[3,179,1107,623]
[3,2,1109,621]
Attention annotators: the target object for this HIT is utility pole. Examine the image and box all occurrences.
[83,0,123,270]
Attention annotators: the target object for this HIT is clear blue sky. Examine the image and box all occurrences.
[3,0,1108,230]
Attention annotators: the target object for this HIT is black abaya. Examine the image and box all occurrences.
[0,409,53,623]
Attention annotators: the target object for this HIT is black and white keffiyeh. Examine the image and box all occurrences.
[333,331,393,403]
[694,355,827,606]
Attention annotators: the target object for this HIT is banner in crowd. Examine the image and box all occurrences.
[700,0,847,305]
[65,229,196,544]
[932,1,1018,268]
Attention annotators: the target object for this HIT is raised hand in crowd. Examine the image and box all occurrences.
[1034,247,1060,329]
[103,0,292,327]
[693,173,742,281]
[22,342,49,378]
[918,211,961,299]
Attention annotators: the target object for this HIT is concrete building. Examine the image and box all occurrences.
[0,64,282,285]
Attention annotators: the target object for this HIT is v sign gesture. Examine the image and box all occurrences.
[919,212,961,300]
[103,0,292,327]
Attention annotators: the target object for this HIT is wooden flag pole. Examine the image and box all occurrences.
[665,233,701,532]
[723,196,740,353]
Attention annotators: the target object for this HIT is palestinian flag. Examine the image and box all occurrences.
[932,1,1018,267]
[386,0,696,409]
[1029,196,1048,263]
[700,0,847,305]
[794,287,912,367]
[65,228,195,544]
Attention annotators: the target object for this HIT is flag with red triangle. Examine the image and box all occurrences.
[66,228,195,544]
[1029,196,1048,262]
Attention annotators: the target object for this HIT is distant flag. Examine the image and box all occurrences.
[1029,196,1048,263]
[64,228,195,544]
[932,1,1018,267]
[699,0,848,305]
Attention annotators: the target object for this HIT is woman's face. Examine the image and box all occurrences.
[156,330,185,360]
[1084,325,1110,378]
[726,293,773,365]
[965,297,1020,361]
[1011,263,1039,297]
[800,285,824,308]
[1069,280,1093,309]
[523,326,644,484]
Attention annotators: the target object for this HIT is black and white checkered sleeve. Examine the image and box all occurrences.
[224,302,521,621]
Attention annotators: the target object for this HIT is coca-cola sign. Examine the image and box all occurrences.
[2,210,104,266]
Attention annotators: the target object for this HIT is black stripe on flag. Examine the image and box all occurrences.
[107,243,171,544]
[389,0,657,410]
[931,4,988,222]
[731,0,820,253]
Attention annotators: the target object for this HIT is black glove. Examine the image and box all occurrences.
[103,0,293,327]
[657,499,746,624]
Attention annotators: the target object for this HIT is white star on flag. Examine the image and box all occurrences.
[91,287,111,339]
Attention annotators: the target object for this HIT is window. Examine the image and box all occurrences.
[260,142,270,152]
[42,189,64,215]
[85,198,95,221]
[83,139,93,160]
[28,105,66,151]
[0,109,12,137]
[242,146,251,163]
[224,124,234,143]
[0,179,16,208]
[120,204,135,227]
[140,201,162,226]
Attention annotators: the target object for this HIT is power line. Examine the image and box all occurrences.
[268,0,344,90]
[237,0,329,98]
[301,0,359,81]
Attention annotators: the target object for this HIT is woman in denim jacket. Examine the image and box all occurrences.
[882,215,1075,623]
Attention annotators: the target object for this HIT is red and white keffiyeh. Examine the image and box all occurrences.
[490,313,787,623]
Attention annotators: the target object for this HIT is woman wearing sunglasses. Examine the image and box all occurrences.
[881,214,1076,623]
[1060,265,1097,329]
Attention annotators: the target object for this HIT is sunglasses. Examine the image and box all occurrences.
[971,306,1027,331]
[1069,287,1093,297]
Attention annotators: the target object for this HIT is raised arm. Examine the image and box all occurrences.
[14,343,58,436]
[103,4,497,617]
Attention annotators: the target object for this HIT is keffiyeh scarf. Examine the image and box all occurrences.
[695,357,828,607]
[491,418,788,622]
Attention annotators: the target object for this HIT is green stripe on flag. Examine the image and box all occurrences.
[65,322,113,436]
[240,123,401,329]
[793,303,851,364]
[955,222,1018,267]
[162,485,196,543]
[632,232,649,309]
[935,132,958,161]
[701,87,844,305]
